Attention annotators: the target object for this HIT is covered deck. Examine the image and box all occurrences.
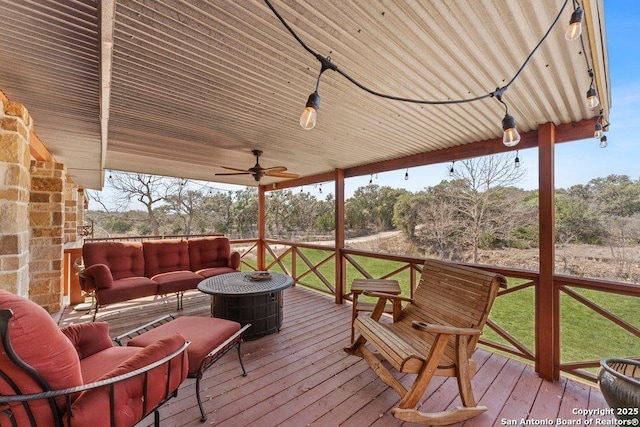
[58,286,613,427]
[1,1,637,424]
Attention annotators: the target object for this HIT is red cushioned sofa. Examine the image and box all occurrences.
[0,290,189,427]
[79,237,240,320]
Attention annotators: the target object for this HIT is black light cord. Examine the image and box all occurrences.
[263,0,569,105]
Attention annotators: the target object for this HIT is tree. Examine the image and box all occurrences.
[232,188,258,238]
[555,188,602,244]
[162,179,206,235]
[346,185,408,232]
[202,191,235,234]
[106,172,177,236]
[584,175,640,278]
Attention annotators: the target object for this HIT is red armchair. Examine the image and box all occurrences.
[0,290,189,426]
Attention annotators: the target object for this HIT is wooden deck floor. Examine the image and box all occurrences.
[58,286,614,427]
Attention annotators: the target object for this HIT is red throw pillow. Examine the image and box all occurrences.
[61,322,113,359]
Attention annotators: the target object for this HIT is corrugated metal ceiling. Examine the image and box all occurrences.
[0,0,610,189]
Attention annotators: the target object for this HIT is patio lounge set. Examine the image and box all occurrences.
[0,258,514,425]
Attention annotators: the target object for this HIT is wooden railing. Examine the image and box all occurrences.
[65,236,639,383]
[248,239,640,383]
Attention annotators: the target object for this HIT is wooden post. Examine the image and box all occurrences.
[537,122,559,381]
[258,185,266,271]
[335,169,345,304]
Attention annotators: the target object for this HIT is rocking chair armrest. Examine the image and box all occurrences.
[362,291,413,303]
[411,321,481,336]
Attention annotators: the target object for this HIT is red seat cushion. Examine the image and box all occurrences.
[152,270,203,294]
[195,266,237,279]
[96,276,159,305]
[127,316,241,376]
[78,346,142,384]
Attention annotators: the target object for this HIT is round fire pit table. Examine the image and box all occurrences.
[198,271,293,340]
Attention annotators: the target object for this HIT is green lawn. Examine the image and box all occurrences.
[256,246,639,367]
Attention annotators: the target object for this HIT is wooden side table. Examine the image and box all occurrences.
[350,278,401,342]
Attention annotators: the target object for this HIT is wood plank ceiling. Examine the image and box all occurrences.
[0,0,610,190]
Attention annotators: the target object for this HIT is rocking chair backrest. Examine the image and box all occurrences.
[401,260,506,364]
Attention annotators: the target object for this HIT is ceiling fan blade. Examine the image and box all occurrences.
[265,171,300,179]
[262,166,287,173]
[220,166,250,172]
[214,172,251,176]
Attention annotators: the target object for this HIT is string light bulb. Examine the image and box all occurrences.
[565,5,583,41]
[585,69,600,109]
[502,113,521,147]
[594,121,603,138]
[599,135,607,148]
[494,90,521,147]
[318,183,322,194]
[300,92,320,130]
[449,161,455,177]
[369,174,373,185]
[515,151,521,168]
[585,87,599,108]
[404,169,409,180]
[108,172,113,182]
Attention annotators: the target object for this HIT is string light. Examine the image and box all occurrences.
[369,174,373,185]
[404,169,409,180]
[585,69,600,108]
[599,135,607,148]
[318,183,322,194]
[594,121,603,138]
[515,151,521,168]
[565,3,584,41]
[495,89,521,147]
[449,161,455,177]
[593,110,609,139]
[108,172,113,182]
[264,0,570,141]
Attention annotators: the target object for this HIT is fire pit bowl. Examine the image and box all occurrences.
[598,358,640,422]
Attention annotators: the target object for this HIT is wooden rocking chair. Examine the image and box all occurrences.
[344,259,506,425]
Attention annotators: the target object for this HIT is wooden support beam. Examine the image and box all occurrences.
[334,169,345,304]
[257,185,266,271]
[345,119,594,179]
[536,122,559,381]
[262,171,336,192]
[264,119,595,190]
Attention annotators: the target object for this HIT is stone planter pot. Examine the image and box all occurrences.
[598,358,640,422]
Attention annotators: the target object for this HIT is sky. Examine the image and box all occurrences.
[95,0,638,208]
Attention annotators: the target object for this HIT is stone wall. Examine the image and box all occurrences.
[0,100,32,297]
[29,160,66,311]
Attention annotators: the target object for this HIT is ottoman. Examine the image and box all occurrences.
[117,315,250,422]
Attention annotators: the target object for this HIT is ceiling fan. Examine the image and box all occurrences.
[215,149,300,182]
